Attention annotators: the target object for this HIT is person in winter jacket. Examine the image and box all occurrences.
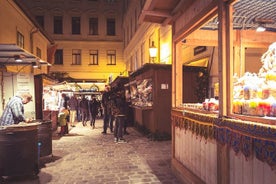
[111,88,128,143]
[58,107,69,136]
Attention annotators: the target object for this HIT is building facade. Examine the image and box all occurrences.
[19,0,126,88]
[122,0,173,72]
[0,0,53,116]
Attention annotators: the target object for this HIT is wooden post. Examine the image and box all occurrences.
[217,0,234,183]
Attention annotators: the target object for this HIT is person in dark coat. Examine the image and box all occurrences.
[79,96,89,126]
[112,89,128,143]
[89,95,99,128]
[101,85,114,134]
[68,95,78,127]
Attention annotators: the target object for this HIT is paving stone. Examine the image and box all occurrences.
[1,119,183,184]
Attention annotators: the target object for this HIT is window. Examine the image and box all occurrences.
[107,50,116,65]
[72,49,81,65]
[89,18,98,35]
[89,50,98,65]
[36,47,41,58]
[17,31,24,48]
[72,17,81,34]
[54,49,63,65]
[54,16,63,34]
[35,16,44,28]
[107,18,115,36]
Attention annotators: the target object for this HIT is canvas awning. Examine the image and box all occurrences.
[0,44,50,66]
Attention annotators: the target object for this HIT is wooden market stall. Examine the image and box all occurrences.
[34,74,58,131]
[167,0,276,184]
[129,63,171,139]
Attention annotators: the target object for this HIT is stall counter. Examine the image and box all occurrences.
[172,107,276,167]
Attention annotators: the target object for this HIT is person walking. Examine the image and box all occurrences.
[59,93,69,111]
[101,85,114,134]
[89,95,99,128]
[79,96,89,126]
[77,95,82,121]
[68,95,78,127]
[0,92,33,126]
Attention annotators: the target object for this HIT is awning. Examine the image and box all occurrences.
[0,44,50,66]
[44,81,106,92]
[44,81,72,91]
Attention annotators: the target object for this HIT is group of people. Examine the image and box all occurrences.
[0,87,130,144]
[57,93,101,136]
[78,95,101,128]
[102,85,129,143]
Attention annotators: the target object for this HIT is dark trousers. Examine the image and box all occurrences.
[114,115,125,139]
[90,114,96,126]
[103,114,114,132]
[81,110,89,125]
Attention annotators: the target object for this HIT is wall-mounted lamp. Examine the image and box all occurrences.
[32,61,39,68]
[14,54,25,62]
[149,41,157,63]
[256,24,266,32]
[253,18,274,32]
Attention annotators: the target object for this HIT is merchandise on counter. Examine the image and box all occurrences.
[233,42,276,117]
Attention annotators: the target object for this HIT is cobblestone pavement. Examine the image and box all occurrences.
[2,119,182,184]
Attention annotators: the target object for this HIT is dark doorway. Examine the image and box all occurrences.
[183,66,209,103]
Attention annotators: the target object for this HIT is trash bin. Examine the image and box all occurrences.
[0,123,39,177]
[37,120,52,157]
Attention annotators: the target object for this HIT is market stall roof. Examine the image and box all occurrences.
[44,81,106,92]
[140,0,276,32]
[204,0,276,32]
[129,63,171,78]
[0,44,50,66]
[110,76,129,89]
[44,81,73,91]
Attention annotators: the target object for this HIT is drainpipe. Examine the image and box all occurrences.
[30,27,39,54]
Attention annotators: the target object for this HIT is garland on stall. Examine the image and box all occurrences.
[172,110,276,168]
[172,111,216,140]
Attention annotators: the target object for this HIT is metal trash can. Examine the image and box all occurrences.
[37,120,52,157]
[0,123,39,177]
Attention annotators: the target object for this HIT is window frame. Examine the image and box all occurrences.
[72,49,81,65]
[107,50,116,65]
[36,47,41,58]
[72,16,81,35]
[17,31,24,48]
[89,17,98,35]
[106,18,116,36]
[89,50,99,65]
[54,49,63,65]
[54,16,63,34]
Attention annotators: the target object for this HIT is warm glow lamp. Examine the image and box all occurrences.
[149,41,157,63]
[256,25,266,32]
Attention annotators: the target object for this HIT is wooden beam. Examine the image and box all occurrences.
[173,0,218,43]
[141,10,171,18]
